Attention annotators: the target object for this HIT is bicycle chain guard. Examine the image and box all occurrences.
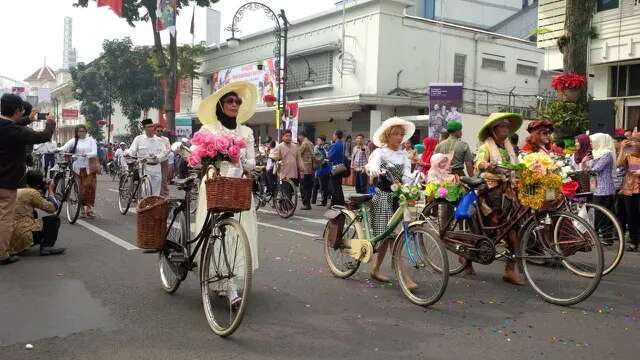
[344,239,373,263]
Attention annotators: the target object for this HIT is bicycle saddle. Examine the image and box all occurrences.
[174,177,197,190]
[460,176,485,188]
[348,194,372,205]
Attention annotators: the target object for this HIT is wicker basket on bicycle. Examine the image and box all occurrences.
[570,170,596,194]
[136,196,168,250]
[205,166,252,213]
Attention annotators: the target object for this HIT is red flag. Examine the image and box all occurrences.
[190,7,195,35]
[97,0,122,17]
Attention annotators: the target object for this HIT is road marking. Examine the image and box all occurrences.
[76,220,139,250]
[257,222,319,238]
[257,209,326,224]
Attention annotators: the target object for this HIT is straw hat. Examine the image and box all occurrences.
[478,112,523,141]
[372,117,415,147]
[197,81,257,126]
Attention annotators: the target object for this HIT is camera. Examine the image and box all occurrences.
[37,112,48,120]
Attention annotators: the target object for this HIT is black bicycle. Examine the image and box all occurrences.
[118,156,153,215]
[51,153,83,224]
[159,171,252,337]
[251,166,298,218]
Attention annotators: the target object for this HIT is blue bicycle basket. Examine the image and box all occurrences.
[455,191,477,220]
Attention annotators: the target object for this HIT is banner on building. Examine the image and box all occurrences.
[62,109,79,118]
[157,0,177,35]
[211,58,277,106]
[428,83,463,137]
[175,116,193,138]
[11,86,27,100]
[284,102,299,143]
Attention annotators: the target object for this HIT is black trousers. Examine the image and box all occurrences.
[313,173,329,205]
[266,171,278,195]
[301,174,314,206]
[32,215,60,250]
[623,193,640,244]
[354,170,368,194]
[330,174,345,206]
[592,195,615,237]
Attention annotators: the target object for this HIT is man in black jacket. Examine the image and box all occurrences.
[0,94,56,265]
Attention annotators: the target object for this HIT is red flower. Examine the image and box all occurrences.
[263,94,277,102]
[560,180,580,198]
[551,73,586,91]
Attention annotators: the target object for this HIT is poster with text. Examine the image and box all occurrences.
[428,83,463,137]
[284,102,299,143]
[211,58,277,106]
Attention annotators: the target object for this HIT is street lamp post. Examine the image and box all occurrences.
[227,2,290,141]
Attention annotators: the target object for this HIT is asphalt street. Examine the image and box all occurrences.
[1,175,639,359]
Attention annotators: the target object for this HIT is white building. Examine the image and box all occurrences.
[188,0,544,146]
[538,0,640,129]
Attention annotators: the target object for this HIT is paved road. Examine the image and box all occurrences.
[1,176,639,359]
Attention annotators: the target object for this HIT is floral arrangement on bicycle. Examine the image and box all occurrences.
[424,180,464,202]
[390,183,421,205]
[187,130,247,169]
[504,152,562,209]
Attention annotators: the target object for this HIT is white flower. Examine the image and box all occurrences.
[390,184,399,192]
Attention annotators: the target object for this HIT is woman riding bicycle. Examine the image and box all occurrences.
[473,113,524,285]
[193,81,260,284]
[366,117,417,288]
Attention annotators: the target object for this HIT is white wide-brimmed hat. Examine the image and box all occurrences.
[372,117,416,147]
[197,81,257,126]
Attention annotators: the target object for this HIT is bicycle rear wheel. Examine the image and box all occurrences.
[158,205,188,294]
[568,202,624,276]
[392,224,449,306]
[200,217,252,337]
[420,201,469,275]
[520,211,603,306]
[275,180,297,218]
[54,175,65,216]
[118,174,132,215]
[323,211,361,278]
[139,176,152,205]
[65,178,82,224]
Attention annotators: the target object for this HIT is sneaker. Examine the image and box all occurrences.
[0,255,19,265]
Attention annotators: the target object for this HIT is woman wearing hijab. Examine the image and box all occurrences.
[571,134,592,171]
[59,125,98,218]
[582,133,617,235]
[192,81,259,303]
[419,137,438,174]
[617,137,640,251]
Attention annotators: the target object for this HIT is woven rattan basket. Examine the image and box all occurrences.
[205,167,252,213]
[136,196,168,250]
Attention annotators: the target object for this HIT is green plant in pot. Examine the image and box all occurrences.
[542,100,589,142]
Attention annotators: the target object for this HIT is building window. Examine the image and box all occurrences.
[597,0,618,12]
[610,63,640,97]
[516,63,537,77]
[453,54,466,83]
[286,51,333,90]
[481,58,505,72]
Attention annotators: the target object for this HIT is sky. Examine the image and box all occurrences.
[0,0,338,82]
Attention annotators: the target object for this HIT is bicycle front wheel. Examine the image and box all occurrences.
[118,174,132,215]
[275,180,297,218]
[392,224,449,307]
[420,201,469,275]
[200,217,252,337]
[521,211,603,306]
[159,205,188,294]
[65,179,82,224]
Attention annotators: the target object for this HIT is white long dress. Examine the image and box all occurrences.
[194,122,259,272]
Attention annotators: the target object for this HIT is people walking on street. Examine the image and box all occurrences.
[583,133,617,240]
[351,134,370,194]
[127,119,169,197]
[328,130,347,206]
[433,121,473,176]
[271,129,304,204]
[312,136,331,206]
[155,125,172,196]
[617,136,640,251]
[474,113,524,285]
[298,131,315,210]
[193,80,260,280]
[366,117,416,287]
[11,170,64,256]
[114,142,127,172]
[59,125,99,218]
[0,94,56,265]
[37,139,57,176]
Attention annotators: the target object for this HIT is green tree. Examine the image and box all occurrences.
[559,0,597,76]
[75,0,219,131]
[70,63,109,142]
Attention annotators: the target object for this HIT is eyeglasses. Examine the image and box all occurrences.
[223,97,243,106]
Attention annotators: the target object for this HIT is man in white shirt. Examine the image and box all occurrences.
[127,119,169,197]
[155,125,171,197]
[114,142,127,171]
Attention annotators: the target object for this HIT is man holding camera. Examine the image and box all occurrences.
[0,93,56,265]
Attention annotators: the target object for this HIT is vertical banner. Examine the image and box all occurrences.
[285,102,299,143]
[428,83,463,137]
[175,116,193,138]
[157,0,177,35]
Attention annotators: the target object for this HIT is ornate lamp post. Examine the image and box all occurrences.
[227,2,290,141]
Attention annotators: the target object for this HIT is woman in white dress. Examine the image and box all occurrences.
[193,81,259,287]
[59,125,98,218]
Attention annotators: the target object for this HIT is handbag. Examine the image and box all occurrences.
[331,163,347,176]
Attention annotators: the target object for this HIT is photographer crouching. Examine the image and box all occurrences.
[10,170,64,256]
[0,93,56,265]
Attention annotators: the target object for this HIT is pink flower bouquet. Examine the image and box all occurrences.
[188,130,247,169]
